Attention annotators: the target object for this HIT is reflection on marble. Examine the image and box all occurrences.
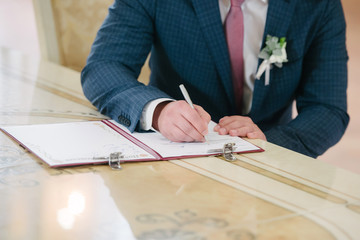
[0,171,137,239]
[56,191,86,230]
[0,50,105,126]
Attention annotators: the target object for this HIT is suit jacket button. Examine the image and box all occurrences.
[118,116,123,123]
[124,119,131,127]
[118,116,131,127]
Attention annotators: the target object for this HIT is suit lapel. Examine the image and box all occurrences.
[263,0,296,40]
[191,0,235,110]
[191,0,298,117]
[251,0,297,120]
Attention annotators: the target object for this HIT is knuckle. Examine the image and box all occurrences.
[195,105,203,111]
[198,122,208,132]
[244,116,252,122]
[205,113,211,122]
[178,100,189,109]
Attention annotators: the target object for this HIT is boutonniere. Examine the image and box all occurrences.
[255,35,288,85]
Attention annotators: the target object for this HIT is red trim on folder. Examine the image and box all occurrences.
[102,120,163,160]
[0,121,264,168]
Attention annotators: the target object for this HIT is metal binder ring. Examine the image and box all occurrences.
[223,143,237,161]
[108,152,124,170]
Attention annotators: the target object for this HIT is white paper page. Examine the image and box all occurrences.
[2,121,155,166]
[113,121,260,158]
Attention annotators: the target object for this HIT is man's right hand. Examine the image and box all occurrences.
[152,100,211,142]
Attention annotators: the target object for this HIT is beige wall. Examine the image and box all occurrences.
[50,0,150,82]
[0,0,39,56]
[51,0,113,71]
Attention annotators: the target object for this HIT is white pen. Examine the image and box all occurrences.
[179,84,208,142]
[179,84,195,109]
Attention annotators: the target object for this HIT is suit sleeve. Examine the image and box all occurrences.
[264,0,349,158]
[81,0,171,132]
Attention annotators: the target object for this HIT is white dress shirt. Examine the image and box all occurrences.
[140,0,268,130]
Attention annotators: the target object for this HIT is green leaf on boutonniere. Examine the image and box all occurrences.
[259,35,287,63]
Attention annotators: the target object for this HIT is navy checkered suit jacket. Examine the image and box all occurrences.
[81,0,349,158]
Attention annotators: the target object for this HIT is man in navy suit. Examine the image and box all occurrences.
[81,0,349,158]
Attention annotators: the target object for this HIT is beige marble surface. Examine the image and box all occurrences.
[1,47,360,239]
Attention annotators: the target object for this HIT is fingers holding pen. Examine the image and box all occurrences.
[193,105,211,135]
[177,101,210,141]
[153,101,210,142]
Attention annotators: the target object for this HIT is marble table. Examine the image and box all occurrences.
[1,48,360,240]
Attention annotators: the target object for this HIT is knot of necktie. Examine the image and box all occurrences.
[231,0,244,7]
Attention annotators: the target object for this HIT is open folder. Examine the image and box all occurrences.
[1,120,263,168]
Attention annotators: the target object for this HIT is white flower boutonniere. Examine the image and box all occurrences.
[255,35,288,85]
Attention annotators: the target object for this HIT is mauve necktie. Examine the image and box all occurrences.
[225,0,245,113]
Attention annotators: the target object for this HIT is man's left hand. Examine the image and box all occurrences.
[214,116,267,141]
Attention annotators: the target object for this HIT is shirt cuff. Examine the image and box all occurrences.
[140,98,174,131]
